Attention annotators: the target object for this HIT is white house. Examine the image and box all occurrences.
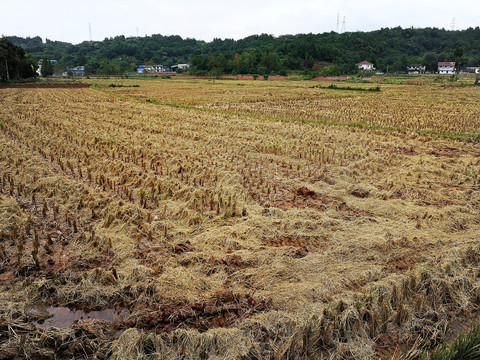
[407,63,426,74]
[137,65,167,73]
[438,62,455,74]
[171,64,190,72]
[357,61,375,71]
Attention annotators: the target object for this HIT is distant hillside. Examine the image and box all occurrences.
[8,27,480,75]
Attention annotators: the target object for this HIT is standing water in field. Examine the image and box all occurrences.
[34,307,129,329]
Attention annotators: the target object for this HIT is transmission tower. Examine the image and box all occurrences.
[136,26,139,37]
[336,14,340,33]
[450,17,456,30]
[341,16,346,33]
[89,23,92,41]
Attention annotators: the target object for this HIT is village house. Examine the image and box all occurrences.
[62,66,85,77]
[137,65,168,73]
[407,63,426,74]
[357,61,375,71]
[465,67,480,74]
[437,62,455,74]
[170,64,190,72]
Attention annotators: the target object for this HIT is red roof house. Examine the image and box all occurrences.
[357,61,375,71]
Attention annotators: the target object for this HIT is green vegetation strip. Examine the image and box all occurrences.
[108,84,140,88]
[311,84,382,92]
[92,86,480,142]
[432,322,480,360]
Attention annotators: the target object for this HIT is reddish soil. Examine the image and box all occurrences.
[268,186,374,220]
[267,75,287,81]
[384,253,424,273]
[237,75,255,80]
[271,186,347,212]
[0,83,91,89]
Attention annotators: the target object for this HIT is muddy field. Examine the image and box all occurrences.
[0,78,480,359]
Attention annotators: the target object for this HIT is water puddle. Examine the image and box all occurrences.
[34,306,129,329]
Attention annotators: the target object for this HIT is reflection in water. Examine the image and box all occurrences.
[35,307,128,329]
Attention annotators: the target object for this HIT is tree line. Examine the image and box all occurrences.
[6,26,480,77]
[0,37,37,81]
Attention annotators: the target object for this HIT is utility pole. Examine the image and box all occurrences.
[5,59,9,81]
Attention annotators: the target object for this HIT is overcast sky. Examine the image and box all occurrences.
[3,0,479,44]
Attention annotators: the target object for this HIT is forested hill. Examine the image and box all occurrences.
[8,27,480,75]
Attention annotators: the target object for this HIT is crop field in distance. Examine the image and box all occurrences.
[0,77,480,359]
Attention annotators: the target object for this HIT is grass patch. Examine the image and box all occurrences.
[0,77,40,84]
[108,84,140,88]
[345,77,375,83]
[311,84,381,92]
[145,98,160,104]
[432,322,480,360]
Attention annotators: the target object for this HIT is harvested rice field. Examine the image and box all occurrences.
[0,78,480,359]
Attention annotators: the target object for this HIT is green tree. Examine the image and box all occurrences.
[40,57,54,77]
[7,27,480,77]
[97,59,122,75]
[0,37,37,81]
[422,52,438,72]
[260,51,279,74]
[233,52,255,74]
[391,54,408,73]
[453,46,464,73]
